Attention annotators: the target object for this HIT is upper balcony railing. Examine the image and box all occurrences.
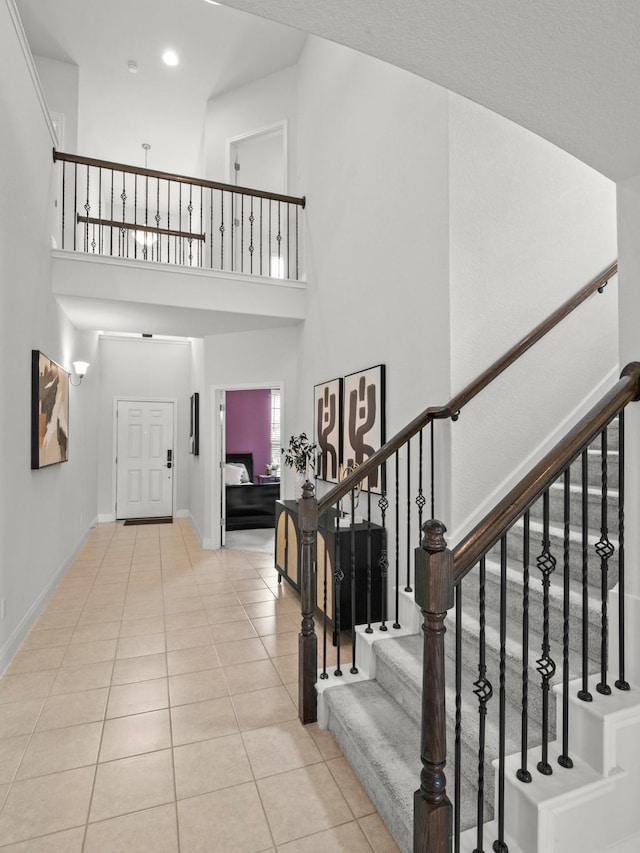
[53,150,306,281]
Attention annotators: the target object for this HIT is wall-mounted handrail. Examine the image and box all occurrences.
[53,150,306,207]
[317,261,617,515]
[452,362,640,582]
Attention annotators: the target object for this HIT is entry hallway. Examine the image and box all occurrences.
[0,519,398,852]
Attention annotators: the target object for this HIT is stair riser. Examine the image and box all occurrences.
[570,453,619,489]
[446,620,558,734]
[461,571,604,662]
[529,488,619,529]
[374,652,422,727]
[502,531,618,589]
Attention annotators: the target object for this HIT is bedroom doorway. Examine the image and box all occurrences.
[215,384,282,550]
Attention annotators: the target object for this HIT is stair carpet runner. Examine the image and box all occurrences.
[322,422,620,853]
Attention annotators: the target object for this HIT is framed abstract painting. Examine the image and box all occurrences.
[343,364,386,493]
[31,350,69,469]
[314,377,342,483]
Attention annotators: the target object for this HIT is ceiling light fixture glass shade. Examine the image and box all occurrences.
[134,230,158,248]
[162,50,179,66]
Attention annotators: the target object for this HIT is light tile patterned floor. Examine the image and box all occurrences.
[0,519,399,852]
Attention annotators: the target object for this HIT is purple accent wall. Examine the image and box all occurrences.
[226,389,272,480]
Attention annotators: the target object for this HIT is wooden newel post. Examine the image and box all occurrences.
[413,519,454,853]
[298,479,318,724]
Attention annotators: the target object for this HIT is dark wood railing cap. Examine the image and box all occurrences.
[451,361,640,584]
[53,149,306,207]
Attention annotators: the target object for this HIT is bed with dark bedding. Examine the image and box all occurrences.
[224,452,280,531]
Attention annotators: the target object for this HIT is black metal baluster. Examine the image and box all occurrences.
[295,204,299,281]
[179,182,183,265]
[109,169,114,256]
[260,197,264,276]
[268,200,272,275]
[406,439,412,592]
[73,163,77,251]
[249,196,254,274]
[517,510,532,783]
[240,194,244,273]
[350,491,358,674]
[536,489,556,776]
[493,538,509,853]
[416,428,426,534]
[188,185,194,266]
[84,164,90,253]
[616,411,630,692]
[558,468,573,769]
[209,187,213,269]
[320,512,329,681]
[578,449,593,702]
[230,190,235,272]
[454,581,461,853]
[98,167,102,254]
[156,179,161,263]
[167,182,171,264]
[121,172,127,258]
[596,426,614,696]
[366,488,373,634]
[60,160,66,250]
[473,557,493,853]
[199,185,204,267]
[394,452,400,629]
[378,492,389,632]
[220,192,225,270]
[277,201,282,273]
[287,200,290,279]
[430,421,436,519]
[334,512,343,676]
[133,173,138,259]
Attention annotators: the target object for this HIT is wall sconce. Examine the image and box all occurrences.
[70,361,90,386]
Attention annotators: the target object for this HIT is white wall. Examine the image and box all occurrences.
[0,1,99,673]
[188,337,207,541]
[294,37,452,524]
[205,64,298,190]
[448,95,618,539]
[97,336,192,520]
[33,55,79,153]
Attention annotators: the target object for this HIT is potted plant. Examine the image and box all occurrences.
[282,433,317,485]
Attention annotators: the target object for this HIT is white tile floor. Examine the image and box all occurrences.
[0,519,399,852]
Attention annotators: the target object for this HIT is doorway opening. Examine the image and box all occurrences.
[216,385,282,551]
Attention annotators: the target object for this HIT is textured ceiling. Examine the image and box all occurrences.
[213,0,640,183]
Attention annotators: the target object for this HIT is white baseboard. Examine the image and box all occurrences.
[0,524,95,677]
[97,513,116,523]
[175,509,189,518]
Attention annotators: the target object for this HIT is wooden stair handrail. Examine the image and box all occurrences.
[317,261,617,515]
[53,149,306,208]
[452,362,640,583]
[77,215,205,242]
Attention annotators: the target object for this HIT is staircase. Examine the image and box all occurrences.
[318,417,640,853]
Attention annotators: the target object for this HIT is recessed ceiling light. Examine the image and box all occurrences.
[162,50,179,67]
[127,60,138,74]
[203,1,221,4]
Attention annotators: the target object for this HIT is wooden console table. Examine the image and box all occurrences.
[274,499,384,635]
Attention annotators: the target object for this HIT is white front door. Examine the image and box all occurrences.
[116,400,174,519]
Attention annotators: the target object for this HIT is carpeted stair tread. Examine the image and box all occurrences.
[323,679,421,853]
[373,634,423,725]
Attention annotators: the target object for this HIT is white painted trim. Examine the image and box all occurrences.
[99,335,192,347]
[98,513,116,523]
[0,523,94,676]
[210,380,285,551]
[5,0,58,147]
[450,364,620,544]
[226,120,288,193]
[112,397,178,520]
[51,248,306,288]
